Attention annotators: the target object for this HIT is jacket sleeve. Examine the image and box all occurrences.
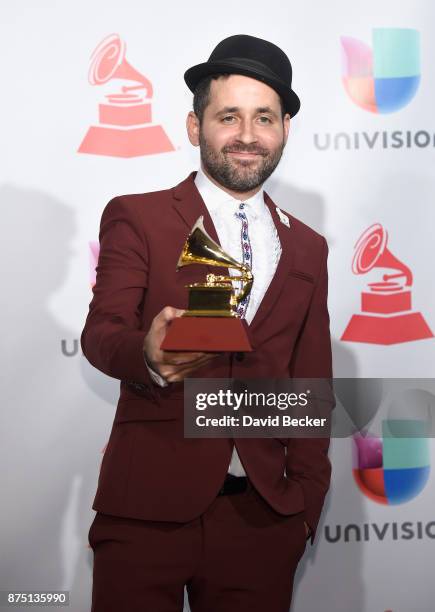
[81,196,152,385]
[286,236,333,543]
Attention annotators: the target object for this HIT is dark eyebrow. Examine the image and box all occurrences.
[216,106,240,115]
[216,106,279,119]
[256,106,278,118]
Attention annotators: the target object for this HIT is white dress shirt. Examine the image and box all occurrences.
[147,167,282,476]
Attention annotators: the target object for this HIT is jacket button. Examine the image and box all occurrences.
[235,352,245,362]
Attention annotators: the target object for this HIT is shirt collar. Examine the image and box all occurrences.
[194,166,265,220]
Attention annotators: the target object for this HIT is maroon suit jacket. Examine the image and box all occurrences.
[81,172,333,542]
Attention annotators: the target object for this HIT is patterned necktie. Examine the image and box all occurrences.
[235,202,252,318]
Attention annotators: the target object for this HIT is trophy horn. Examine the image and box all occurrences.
[177,216,253,312]
[177,216,247,272]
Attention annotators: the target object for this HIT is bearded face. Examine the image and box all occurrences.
[199,130,285,193]
[188,74,290,194]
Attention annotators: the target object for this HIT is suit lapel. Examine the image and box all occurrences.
[172,171,221,246]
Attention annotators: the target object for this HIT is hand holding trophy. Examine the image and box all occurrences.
[160,216,254,352]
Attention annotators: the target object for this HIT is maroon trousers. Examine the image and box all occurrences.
[89,481,307,612]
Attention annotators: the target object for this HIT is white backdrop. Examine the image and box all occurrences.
[1,1,435,610]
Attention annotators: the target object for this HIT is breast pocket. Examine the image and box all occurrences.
[272,269,315,334]
[285,269,315,307]
[288,269,315,284]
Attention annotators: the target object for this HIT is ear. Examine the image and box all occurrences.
[186,111,200,146]
[283,113,291,145]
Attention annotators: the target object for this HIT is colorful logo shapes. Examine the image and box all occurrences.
[353,420,430,504]
[341,28,420,113]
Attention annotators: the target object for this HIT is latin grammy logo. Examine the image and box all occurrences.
[78,33,174,158]
[341,223,433,345]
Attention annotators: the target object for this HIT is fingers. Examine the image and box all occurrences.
[163,353,220,383]
[161,351,212,366]
[145,306,222,383]
[161,352,219,376]
[151,306,185,337]
[158,306,185,325]
[144,306,186,367]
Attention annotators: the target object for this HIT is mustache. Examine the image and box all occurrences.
[222,144,269,156]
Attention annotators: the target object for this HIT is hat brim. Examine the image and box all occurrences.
[184,60,300,117]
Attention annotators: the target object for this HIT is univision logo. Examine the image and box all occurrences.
[313,129,435,151]
[324,520,435,543]
[324,417,432,545]
[314,29,424,152]
[353,420,430,505]
[341,28,420,113]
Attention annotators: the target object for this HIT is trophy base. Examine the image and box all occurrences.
[160,317,253,352]
[341,312,433,345]
[78,124,174,158]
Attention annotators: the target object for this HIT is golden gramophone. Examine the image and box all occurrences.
[160,216,254,352]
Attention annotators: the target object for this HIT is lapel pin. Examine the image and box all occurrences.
[276,207,290,228]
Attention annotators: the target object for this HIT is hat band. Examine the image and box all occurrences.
[211,56,287,85]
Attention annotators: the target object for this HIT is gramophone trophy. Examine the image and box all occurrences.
[160,216,254,352]
[78,34,174,158]
[341,223,433,345]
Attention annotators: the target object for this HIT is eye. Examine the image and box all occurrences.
[258,115,272,124]
[222,115,236,123]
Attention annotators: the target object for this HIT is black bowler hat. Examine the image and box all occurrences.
[184,34,300,117]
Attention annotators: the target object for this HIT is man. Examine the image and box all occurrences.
[82,34,332,612]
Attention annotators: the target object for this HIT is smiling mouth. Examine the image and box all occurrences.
[226,151,262,159]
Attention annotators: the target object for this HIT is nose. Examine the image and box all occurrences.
[237,118,257,145]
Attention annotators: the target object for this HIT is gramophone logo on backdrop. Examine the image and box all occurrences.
[341,28,420,113]
[341,224,433,345]
[78,34,174,158]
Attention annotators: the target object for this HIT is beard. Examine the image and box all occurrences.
[199,131,285,193]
